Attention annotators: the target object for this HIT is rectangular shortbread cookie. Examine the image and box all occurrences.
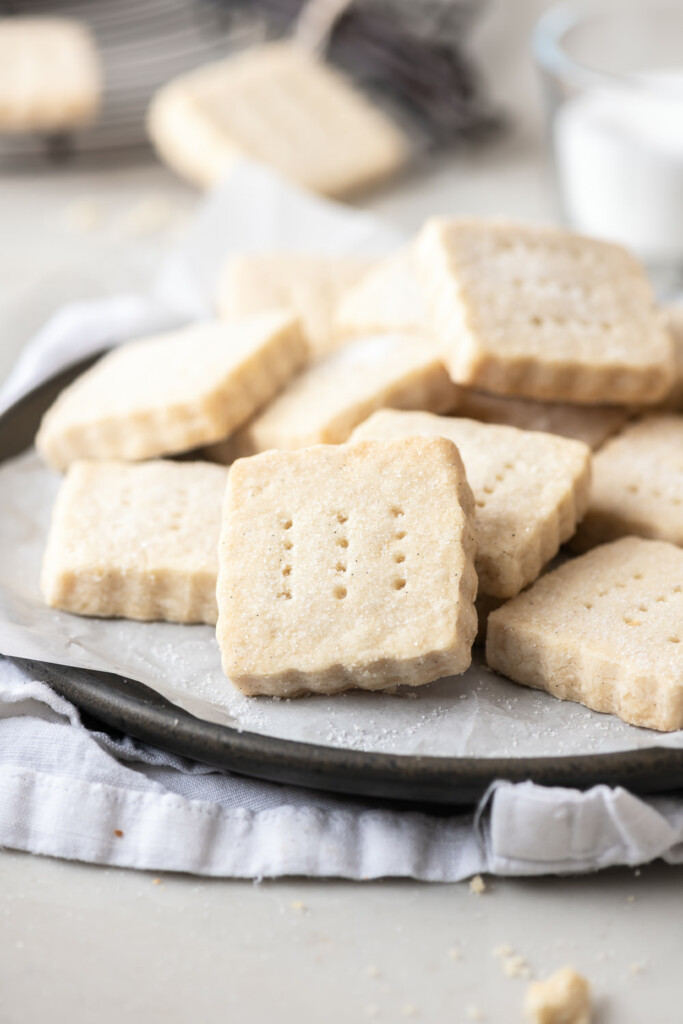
[334,247,426,340]
[41,459,228,624]
[216,253,376,359]
[572,413,683,551]
[416,218,675,405]
[350,410,591,598]
[36,312,306,471]
[206,333,458,462]
[0,17,101,132]
[147,42,408,195]
[216,438,478,696]
[486,537,683,731]
[451,386,632,450]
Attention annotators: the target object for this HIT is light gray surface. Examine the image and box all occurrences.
[1,848,681,1024]
[1,2,680,1019]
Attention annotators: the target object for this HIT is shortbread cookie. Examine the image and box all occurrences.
[206,333,458,462]
[334,247,425,339]
[36,312,306,471]
[350,410,591,597]
[487,537,683,731]
[416,218,674,404]
[524,968,591,1024]
[216,438,478,696]
[217,253,376,358]
[660,305,683,411]
[451,387,632,449]
[572,414,683,551]
[148,41,408,194]
[42,460,228,624]
[0,17,101,133]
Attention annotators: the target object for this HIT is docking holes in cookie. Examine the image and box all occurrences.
[333,511,349,599]
[278,517,293,599]
[389,506,407,592]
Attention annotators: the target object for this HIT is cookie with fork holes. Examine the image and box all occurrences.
[216,438,477,696]
[416,218,674,405]
[486,537,683,731]
[350,409,591,598]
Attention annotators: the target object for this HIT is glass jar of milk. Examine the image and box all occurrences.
[534,1,683,282]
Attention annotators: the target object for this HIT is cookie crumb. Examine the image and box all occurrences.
[290,900,307,912]
[469,875,486,895]
[493,944,515,958]
[524,966,591,1024]
[152,878,162,885]
[502,954,531,979]
[113,829,124,838]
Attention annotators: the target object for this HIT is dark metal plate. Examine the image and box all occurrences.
[3,358,683,807]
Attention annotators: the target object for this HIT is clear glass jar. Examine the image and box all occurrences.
[534,1,683,287]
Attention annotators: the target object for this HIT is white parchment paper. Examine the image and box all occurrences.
[2,161,681,758]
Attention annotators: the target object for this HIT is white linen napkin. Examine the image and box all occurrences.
[2,657,683,879]
[2,160,682,880]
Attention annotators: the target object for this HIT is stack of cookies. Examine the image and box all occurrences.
[38,219,683,731]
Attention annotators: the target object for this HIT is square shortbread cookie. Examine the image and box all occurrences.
[36,312,306,471]
[42,459,228,624]
[216,438,478,696]
[416,218,674,405]
[350,410,591,597]
[147,42,408,195]
[572,413,683,551]
[451,387,633,450]
[486,537,683,731]
[334,247,426,340]
[0,17,101,133]
[660,305,683,411]
[216,253,377,359]
[205,333,458,462]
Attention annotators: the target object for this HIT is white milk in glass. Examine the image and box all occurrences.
[555,70,683,266]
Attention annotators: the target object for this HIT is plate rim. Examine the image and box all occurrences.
[4,356,683,807]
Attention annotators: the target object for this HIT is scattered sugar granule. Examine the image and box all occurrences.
[466,1006,485,1021]
[626,895,636,903]
[366,965,381,979]
[629,962,646,975]
[469,875,486,895]
[290,900,307,912]
[364,1005,380,1019]
[524,967,591,1024]
[401,1004,418,1017]
[448,947,462,961]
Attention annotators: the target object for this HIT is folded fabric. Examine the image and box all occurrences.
[2,657,683,880]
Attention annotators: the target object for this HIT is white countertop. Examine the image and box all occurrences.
[2,3,681,1018]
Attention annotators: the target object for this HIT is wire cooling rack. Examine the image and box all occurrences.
[0,0,498,167]
[0,0,258,164]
